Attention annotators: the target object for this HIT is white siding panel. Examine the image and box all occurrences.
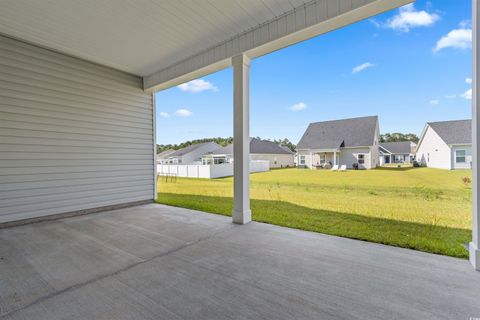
[250,154,295,168]
[0,35,154,223]
[339,147,372,169]
[415,126,452,170]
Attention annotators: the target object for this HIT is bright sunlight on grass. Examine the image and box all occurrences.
[157,167,472,258]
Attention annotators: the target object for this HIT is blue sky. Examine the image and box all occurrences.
[155,0,472,145]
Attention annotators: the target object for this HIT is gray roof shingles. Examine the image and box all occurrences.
[156,149,175,159]
[168,142,219,157]
[208,138,293,155]
[379,141,415,154]
[297,116,378,149]
[428,119,471,145]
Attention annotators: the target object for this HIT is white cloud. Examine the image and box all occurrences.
[433,28,472,52]
[386,4,440,32]
[460,20,471,28]
[466,77,472,84]
[159,112,169,118]
[177,79,218,93]
[175,109,193,117]
[461,88,472,100]
[352,62,376,74]
[429,99,439,105]
[445,94,457,99]
[288,102,307,111]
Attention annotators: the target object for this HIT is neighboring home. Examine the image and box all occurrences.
[156,149,176,164]
[379,141,416,165]
[164,142,220,164]
[202,138,295,168]
[416,120,472,170]
[296,116,380,169]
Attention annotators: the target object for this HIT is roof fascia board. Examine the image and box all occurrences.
[416,123,431,151]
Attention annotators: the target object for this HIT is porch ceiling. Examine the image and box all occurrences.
[0,0,310,76]
[0,0,412,91]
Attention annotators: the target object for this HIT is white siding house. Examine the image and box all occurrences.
[163,142,220,165]
[415,120,472,170]
[296,116,380,169]
[156,149,176,164]
[379,141,416,165]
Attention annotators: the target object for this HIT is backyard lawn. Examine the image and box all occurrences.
[157,167,472,258]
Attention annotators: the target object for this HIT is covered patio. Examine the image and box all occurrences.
[1,204,479,319]
[1,1,480,317]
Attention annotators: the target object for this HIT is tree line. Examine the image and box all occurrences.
[157,137,296,153]
[380,133,419,143]
[157,133,418,154]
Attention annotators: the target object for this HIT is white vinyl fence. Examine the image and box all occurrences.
[157,160,269,179]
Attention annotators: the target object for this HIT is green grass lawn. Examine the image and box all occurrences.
[156,167,472,258]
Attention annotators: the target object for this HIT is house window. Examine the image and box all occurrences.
[319,154,326,164]
[299,155,305,165]
[357,154,365,164]
[214,157,225,164]
[455,150,466,163]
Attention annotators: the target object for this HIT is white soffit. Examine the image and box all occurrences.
[0,0,412,91]
[0,0,309,76]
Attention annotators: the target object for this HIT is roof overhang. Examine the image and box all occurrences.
[144,0,412,92]
[0,0,412,92]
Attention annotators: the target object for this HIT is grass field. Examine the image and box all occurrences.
[157,167,472,258]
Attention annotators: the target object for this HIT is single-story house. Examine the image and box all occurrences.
[202,138,295,168]
[164,142,220,164]
[379,141,416,165]
[296,116,380,169]
[156,149,176,164]
[416,119,472,170]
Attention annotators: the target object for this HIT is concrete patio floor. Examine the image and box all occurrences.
[0,204,479,320]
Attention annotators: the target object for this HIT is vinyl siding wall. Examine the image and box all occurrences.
[250,153,294,168]
[0,35,154,223]
[338,147,372,169]
[416,126,452,170]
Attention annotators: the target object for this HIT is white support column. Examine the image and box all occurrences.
[232,54,251,224]
[310,152,313,169]
[471,0,480,271]
[333,151,337,166]
[152,92,158,201]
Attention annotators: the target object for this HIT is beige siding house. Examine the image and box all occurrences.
[202,138,294,168]
[416,120,472,170]
[296,116,380,169]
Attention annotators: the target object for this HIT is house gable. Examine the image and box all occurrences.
[415,125,452,169]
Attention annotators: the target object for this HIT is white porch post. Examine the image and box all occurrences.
[333,151,337,166]
[471,0,480,270]
[232,54,251,224]
[310,152,313,169]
